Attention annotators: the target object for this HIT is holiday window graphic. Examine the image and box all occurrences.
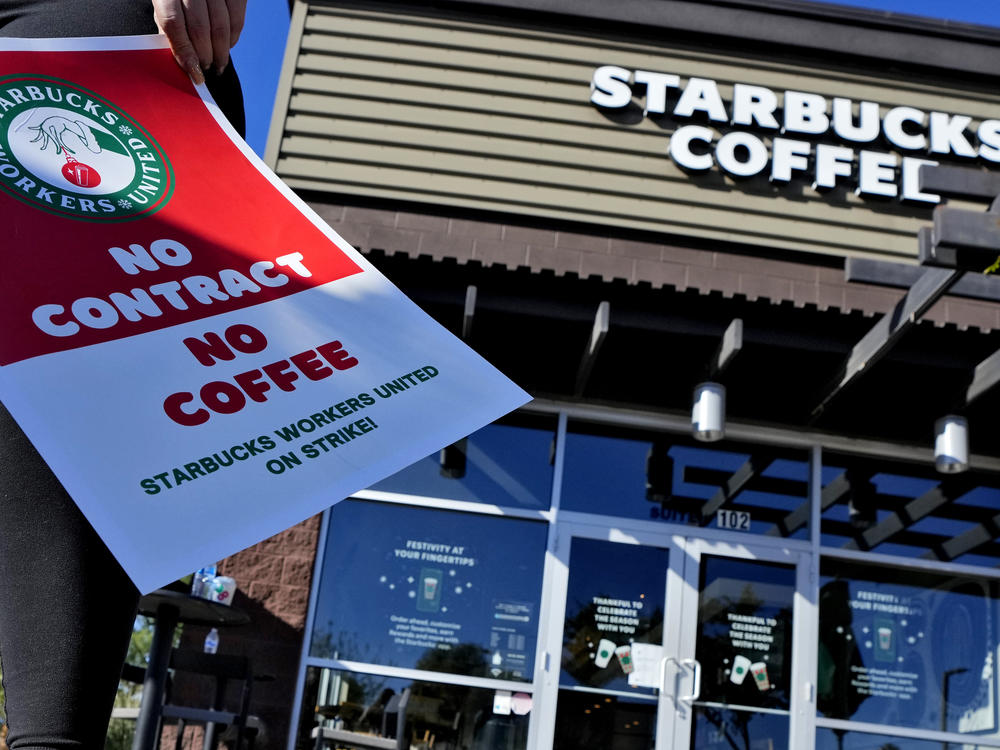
[378,536,535,679]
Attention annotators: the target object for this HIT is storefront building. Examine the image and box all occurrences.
[205,2,1000,749]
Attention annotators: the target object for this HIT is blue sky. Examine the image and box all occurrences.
[827,0,998,26]
[230,0,291,157]
[229,0,1000,158]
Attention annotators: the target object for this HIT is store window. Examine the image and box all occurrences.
[818,559,1000,741]
[296,667,530,750]
[309,499,548,681]
[562,421,810,538]
[820,452,1000,566]
[369,415,556,510]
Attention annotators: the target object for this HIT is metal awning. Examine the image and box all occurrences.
[357,171,1000,563]
[366,244,1000,456]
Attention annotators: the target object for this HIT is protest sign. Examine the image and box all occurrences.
[0,35,530,593]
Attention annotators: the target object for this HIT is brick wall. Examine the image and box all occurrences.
[167,513,322,750]
[311,201,1000,333]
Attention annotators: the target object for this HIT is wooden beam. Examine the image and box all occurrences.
[768,470,851,537]
[575,301,610,396]
[847,256,1000,302]
[965,346,1000,406]
[918,163,1000,201]
[462,285,477,340]
[696,454,766,526]
[709,318,743,379]
[843,476,975,552]
[810,267,962,422]
[927,512,1000,562]
[920,205,1000,273]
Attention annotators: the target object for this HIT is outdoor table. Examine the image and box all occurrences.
[310,727,399,750]
[131,588,250,750]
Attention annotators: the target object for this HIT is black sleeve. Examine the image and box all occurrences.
[0,0,246,136]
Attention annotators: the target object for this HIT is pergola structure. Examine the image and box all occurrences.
[336,163,1000,567]
[363,169,1000,455]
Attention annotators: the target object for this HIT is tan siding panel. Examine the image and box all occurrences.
[289,75,601,130]
[301,30,596,84]
[284,116,662,173]
[278,152,917,258]
[283,171,915,262]
[301,8,1000,115]
[284,103,668,158]
[273,3,1000,262]
[294,52,588,104]
[279,128,918,235]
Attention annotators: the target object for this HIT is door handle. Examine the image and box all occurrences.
[679,658,702,704]
[658,656,680,696]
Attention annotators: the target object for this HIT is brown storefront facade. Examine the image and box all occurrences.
[193,3,1000,750]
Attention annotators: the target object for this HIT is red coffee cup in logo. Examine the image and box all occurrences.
[61,159,102,188]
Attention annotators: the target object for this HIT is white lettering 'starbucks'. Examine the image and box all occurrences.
[0,75,173,221]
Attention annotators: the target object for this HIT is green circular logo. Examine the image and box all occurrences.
[0,75,173,221]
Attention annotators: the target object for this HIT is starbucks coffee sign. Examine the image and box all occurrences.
[0,76,172,220]
[591,66,1000,205]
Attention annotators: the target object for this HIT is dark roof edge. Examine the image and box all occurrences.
[390,0,1000,80]
[705,0,1000,41]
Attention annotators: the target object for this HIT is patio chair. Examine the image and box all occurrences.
[311,687,410,750]
[161,648,259,750]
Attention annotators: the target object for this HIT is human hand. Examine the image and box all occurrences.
[151,0,248,85]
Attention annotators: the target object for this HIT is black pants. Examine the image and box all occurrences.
[0,3,245,748]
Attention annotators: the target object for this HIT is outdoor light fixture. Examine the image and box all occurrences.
[934,415,969,474]
[692,382,725,442]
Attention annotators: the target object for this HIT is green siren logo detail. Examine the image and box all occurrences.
[0,76,173,221]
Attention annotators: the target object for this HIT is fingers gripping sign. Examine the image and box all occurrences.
[151,0,247,84]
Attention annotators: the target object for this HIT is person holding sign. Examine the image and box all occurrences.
[0,0,246,131]
[0,2,245,749]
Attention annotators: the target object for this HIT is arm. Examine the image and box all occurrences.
[151,0,248,84]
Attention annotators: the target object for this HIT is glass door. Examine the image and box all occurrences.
[544,525,806,750]
[549,523,687,750]
[665,538,805,750]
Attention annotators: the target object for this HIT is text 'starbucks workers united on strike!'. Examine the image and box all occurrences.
[0,36,530,593]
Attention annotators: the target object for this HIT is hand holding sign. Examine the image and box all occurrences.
[152,0,247,82]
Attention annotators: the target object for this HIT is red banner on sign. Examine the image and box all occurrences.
[0,48,361,365]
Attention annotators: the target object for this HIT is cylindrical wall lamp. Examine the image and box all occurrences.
[934,415,969,474]
[692,382,726,442]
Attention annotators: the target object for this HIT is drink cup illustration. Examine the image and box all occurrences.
[594,638,616,668]
[615,644,634,674]
[416,568,443,612]
[423,576,438,600]
[730,654,752,685]
[750,662,771,691]
[878,626,892,651]
[874,617,896,662]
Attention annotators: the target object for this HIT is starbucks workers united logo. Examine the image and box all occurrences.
[0,76,173,221]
